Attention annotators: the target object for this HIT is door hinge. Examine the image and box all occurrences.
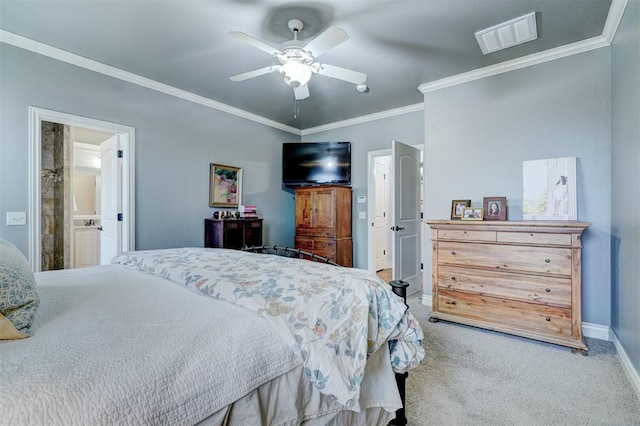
[383,249,386,255]
[383,212,386,217]
[420,212,423,219]
[117,150,124,158]
[421,263,424,270]
[117,213,124,222]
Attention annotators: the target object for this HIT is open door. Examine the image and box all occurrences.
[100,135,122,264]
[391,140,421,295]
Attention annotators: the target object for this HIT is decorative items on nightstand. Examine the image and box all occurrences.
[427,220,590,354]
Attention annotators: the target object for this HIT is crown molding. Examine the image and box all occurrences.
[2,0,627,133]
[0,30,301,136]
[300,103,424,136]
[419,0,628,94]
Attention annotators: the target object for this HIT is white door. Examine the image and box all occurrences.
[374,156,392,271]
[100,135,122,264]
[391,140,422,295]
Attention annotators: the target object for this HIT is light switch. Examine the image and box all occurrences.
[7,211,27,226]
[357,196,366,204]
[358,211,366,219]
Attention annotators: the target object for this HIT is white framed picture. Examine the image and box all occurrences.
[523,156,577,221]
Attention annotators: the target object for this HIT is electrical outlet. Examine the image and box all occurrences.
[6,212,27,226]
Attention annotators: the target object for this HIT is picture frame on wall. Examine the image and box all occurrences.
[483,196,507,221]
[451,199,471,220]
[461,207,483,221]
[210,163,242,208]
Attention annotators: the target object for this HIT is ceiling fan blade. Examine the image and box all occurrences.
[230,66,279,82]
[293,84,310,100]
[317,64,367,84]
[228,31,282,56]
[303,26,349,58]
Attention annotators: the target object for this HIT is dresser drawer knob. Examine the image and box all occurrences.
[544,258,551,263]
[451,300,457,305]
[451,250,456,255]
[545,316,551,322]
[545,288,551,293]
[451,275,456,281]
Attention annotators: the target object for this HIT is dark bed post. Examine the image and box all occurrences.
[388,280,409,426]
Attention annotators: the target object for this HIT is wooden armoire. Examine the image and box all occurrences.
[294,186,352,267]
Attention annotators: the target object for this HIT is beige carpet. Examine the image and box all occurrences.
[403,295,640,426]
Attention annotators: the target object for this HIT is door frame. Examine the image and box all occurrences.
[367,144,423,277]
[28,106,136,271]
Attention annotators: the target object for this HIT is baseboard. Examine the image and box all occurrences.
[611,330,640,400]
[420,293,432,307]
[582,322,612,341]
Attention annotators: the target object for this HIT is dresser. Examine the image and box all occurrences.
[204,218,263,250]
[427,220,590,352]
[294,186,352,267]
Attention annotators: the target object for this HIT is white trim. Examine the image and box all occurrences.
[419,0,628,94]
[301,104,424,136]
[582,322,612,341]
[1,30,300,136]
[612,329,640,400]
[28,107,136,272]
[2,0,628,133]
[421,293,432,308]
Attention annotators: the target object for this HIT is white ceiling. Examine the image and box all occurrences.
[0,0,614,130]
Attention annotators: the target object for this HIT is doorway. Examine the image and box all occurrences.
[367,144,423,292]
[28,107,136,272]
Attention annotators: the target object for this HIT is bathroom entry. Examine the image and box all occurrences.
[30,107,135,272]
[72,130,113,268]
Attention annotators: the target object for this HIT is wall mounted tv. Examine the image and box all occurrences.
[282,141,351,187]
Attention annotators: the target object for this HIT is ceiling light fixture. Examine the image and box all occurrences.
[279,60,313,87]
[475,12,538,55]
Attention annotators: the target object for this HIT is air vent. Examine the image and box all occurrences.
[475,12,538,55]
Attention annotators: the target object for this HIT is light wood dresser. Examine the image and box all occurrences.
[427,220,590,353]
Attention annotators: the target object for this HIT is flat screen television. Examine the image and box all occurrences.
[282,142,351,187]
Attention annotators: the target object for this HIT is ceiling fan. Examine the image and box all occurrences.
[228,19,367,100]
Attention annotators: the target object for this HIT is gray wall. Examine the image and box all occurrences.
[611,0,640,377]
[0,44,296,256]
[423,48,612,326]
[301,110,424,269]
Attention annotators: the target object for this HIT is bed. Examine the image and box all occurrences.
[0,238,424,425]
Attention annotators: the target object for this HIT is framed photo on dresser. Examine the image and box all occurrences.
[483,196,507,221]
[451,200,471,220]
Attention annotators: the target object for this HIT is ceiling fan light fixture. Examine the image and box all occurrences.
[280,60,312,87]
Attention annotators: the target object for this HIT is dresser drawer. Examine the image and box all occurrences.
[437,241,572,275]
[295,237,336,252]
[437,265,571,307]
[497,231,572,246]
[437,229,496,242]
[438,289,573,338]
[295,227,335,238]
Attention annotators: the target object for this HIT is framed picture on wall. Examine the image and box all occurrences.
[451,199,471,220]
[210,163,242,208]
[483,196,507,221]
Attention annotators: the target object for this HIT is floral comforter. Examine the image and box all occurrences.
[112,248,424,410]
